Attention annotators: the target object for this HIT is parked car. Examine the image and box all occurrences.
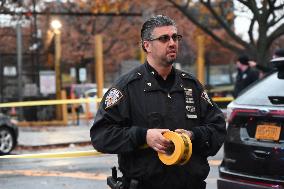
[0,113,18,155]
[70,83,97,99]
[80,87,108,115]
[64,83,97,113]
[218,57,284,189]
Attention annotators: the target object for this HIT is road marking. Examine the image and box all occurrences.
[0,150,102,159]
[0,170,107,180]
[0,160,222,181]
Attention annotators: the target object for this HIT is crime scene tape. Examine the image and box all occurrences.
[211,96,234,102]
[0,98,102,108]
[158,131,192,166]
[0,150,101,159]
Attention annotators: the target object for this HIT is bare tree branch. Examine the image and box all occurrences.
[275,3,284,10]
[96,17,113,33]
[167,0,244,53]
[201,1,251,49]
[267,24,284,47]
[248,17,256,45]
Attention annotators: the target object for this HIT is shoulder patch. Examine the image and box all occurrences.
[104,88,123,109]
[201,91,213,107]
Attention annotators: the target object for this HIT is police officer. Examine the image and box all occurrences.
[233,54,259,97]
[273,48,284,58]
[90,15,226,189]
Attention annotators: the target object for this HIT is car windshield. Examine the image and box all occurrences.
[235,72,284,106]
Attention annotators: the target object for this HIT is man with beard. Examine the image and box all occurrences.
[90,15,226,189]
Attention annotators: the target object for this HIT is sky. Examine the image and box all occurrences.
[233,0,254,42]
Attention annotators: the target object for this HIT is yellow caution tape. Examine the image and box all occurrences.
[0,97,232,109]
[211,96,234,102]
[0,150,101,159]
[158,131,192,165]
[178,133,192,165]
[0,98,102,108]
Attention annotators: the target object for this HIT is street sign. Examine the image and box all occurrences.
[40,71,56,95]
[3,66,17,76]
[79,68,87,82]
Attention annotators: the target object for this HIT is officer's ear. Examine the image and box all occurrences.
[143,41,151,53]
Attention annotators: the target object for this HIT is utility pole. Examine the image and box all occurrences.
[51,20,62,120]
[95,35,104,99]
[32,0,40,88]
[16,22,23,120]
[196,35,205,85]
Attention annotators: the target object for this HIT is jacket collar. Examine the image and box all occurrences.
[141,63,188,93]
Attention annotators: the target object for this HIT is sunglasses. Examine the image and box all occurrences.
[149,34,182,43]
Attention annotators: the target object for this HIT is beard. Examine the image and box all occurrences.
[166,58,175,65]
[159,56,176,67]
[165,48,177,65]
[165,53,177,65]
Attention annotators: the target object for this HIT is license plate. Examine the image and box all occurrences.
[255,124,281,141]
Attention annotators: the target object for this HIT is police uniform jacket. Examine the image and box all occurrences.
[90,63,226,189]
[234,67,259,97]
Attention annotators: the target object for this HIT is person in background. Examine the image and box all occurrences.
[233,54,259,98]
[249,60,268,79]
[273,48,284,58]
[90,15,226,189]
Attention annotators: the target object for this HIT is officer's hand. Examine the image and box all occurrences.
[175,129,194,140]
[146,129,171,154]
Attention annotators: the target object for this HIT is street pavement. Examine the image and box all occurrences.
[17,119,94,148]
[13,118,222,189]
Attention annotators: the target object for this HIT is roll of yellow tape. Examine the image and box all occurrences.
[158,131,192,166]
[179,133,192,165]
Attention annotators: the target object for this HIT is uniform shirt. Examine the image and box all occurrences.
[145,62,175,92]
[90,63,226,189]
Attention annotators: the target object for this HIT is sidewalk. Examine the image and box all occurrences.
[17,119,93,148]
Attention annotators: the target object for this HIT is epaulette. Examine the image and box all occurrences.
[178,70,203,90]
[178,70,195,80]
[180,72,191,79]
[114,65,144,88]
[126,68,143,84]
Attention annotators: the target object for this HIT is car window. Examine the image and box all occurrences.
[235,72,284,106]
[73,84,96,98]
[87,91,97,97]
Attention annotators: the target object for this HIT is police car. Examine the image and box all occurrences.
[0,113,18,155]
[218,57,284,188]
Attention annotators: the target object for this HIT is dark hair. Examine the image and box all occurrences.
[237,54,250,65]
[274,48,284,57]
[140,15,176,52]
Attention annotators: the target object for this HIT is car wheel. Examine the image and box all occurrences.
[0,127,16,155]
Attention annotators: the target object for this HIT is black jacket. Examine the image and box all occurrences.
[234,67,259,97]
[90,63,226,189]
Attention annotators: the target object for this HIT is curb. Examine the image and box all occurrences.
[16,141,92,151]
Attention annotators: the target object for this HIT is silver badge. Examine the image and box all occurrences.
[184,87,197,119]
[184,88,193,97]
[186,105,196,113]
[187,114,197,119]
[186,97,194,104]
[104,88,123,109]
